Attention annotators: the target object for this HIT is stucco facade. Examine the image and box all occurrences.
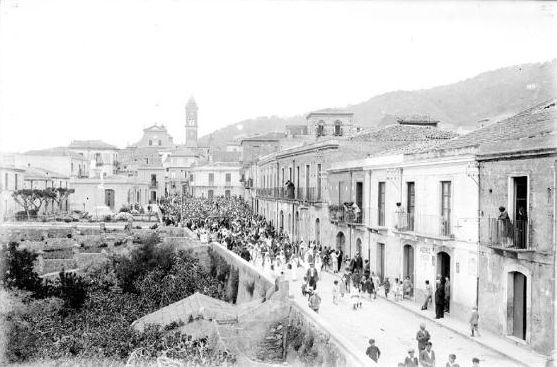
[477,143,555,354]
[190,163,243,199]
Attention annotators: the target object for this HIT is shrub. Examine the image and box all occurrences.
[1,242,43,295]
[119,206,130,213]
[103,215,112,222]
[51,271,89,310]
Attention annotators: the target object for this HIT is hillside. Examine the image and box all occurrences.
[200,59,556,147]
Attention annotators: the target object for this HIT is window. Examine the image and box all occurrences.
[441,181,451,236]
[316,121,325,137]
[14,174,18,190]
[407,182,415,231]
[281,168,285,185]
[209,173,214,186]
[4,173,8,190]
[149,140,153,146]
[158,139,162,146]
[225,190,231,198]
[317,164,322,199]
[190,174,194,182]
[71,162,74,173]
[378,182,386,226]
[305,164,310,198]
[334,121,342,136]
[225,173,231,185]
[95,153,102,165]
[289,167,292,181]
[208,189,214,199]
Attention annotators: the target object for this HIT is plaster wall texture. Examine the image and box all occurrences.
[477,154,555,354]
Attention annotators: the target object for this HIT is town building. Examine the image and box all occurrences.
[67,139,119,178]
[0,154,25,222]
[190,162,243,199]
[22,167,71,214]
[133,124,176,149]
[472,100,555,354]
[17,148,90,178]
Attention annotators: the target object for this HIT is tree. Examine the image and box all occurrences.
[12,189,57,220]
[53,188,75,212]
[1,242,43,294]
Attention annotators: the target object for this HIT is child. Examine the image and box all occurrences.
[383,278,390,298]
[470,307,480,337]
[332,280,340,305]
[365,338,381,362]
[342,268,352,293]
[339,276,346,298]
[350,285,360,310]
[365,276,374,299]
[472,357,480,366]
[446,353,459,367]
[301,276,309,298]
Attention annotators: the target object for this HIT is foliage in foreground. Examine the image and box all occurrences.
[1,240,232,365]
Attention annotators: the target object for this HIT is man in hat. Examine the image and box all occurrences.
[416,323,431,351]
[306,262,319,290]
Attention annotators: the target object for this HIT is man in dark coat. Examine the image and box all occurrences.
[435,281,445,319]
[337,249,344,272]
[354,253,363,271]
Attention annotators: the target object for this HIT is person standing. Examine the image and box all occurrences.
[383,277,391,298]
[444,276,450,313]
[331,250,338,274]
[404,349,419,367]
[337,248,344,272]
[416,323,431,352]
[421,280,433,310]
[469,307,480,337]
[332,280,340,305]
[403,276,413,299]
[419,342,436,367]
[306,263,319,290]
[435,280,445,319]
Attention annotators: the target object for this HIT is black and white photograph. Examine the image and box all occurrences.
[0,0,556,366]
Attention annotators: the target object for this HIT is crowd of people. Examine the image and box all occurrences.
[160,195,483,366]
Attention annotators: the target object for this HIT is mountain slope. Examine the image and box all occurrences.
[200,59,556,147]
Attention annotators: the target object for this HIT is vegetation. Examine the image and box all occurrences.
[1,238,233,366]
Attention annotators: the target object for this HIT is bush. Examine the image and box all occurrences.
[51,271,89,310]
[1,242,43,295]
[103,215,112,222]
[119,206,130,213]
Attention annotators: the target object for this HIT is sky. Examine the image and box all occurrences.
[0,0,555,152]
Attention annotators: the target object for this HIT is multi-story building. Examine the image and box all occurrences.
[0,155,25,222]
[67,139,119,177]
[473,101,555,354]
[17,148,90,178]
[165,147,200,197]
[190,162,243,199]
[22,167,71,214]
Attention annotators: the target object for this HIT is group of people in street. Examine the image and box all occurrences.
[162,195,483,366]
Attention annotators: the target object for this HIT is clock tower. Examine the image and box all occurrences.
[185,96,198,147]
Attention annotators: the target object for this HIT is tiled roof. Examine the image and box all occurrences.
[240,132,285,142]
[307,108,353,116]
[23,166,68,179]
[24,148,89,160]
[68,140,118,150]
[429,107,556,152]
[350,124,458,142]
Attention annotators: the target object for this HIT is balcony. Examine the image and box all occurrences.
[329,204,363,225]
[150,181,158,189]
[391,211,453,238]
[484,218,531,251]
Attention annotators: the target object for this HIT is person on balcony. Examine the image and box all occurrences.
[516,206,527,248]
[285,180,295,199]
[497,206,512,246]
[395,202,406,230]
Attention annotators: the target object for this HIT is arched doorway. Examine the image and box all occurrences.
[403,245,415,282]
[336,232,346,254]
[315,218,320,245]
[436,251,450,281]
[508,271,527,340]
[356,238,362,254]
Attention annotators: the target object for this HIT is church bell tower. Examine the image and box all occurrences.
[185,96,198,147]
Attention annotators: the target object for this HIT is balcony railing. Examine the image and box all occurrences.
[255,186,322,202]
[485,218,531,250]
[391,211,452,238]
[150,181,158,189]
[329,205,363,224]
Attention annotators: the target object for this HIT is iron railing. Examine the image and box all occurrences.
[485,218,530,249]
[391,211,452,237]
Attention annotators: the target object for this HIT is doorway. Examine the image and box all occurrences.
[509,271,527,340]
[356,238,362,254]
[104,189,115,210]
[336,232,346,253]
[403,244,415,283]
[437,251,450,280]
[377,243,385,282]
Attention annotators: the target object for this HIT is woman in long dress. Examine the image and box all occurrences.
[315,251,322,278]
[331,251,338,274]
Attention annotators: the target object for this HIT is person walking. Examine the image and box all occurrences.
[350,284,360,310]
[365,338,381,363]
[416,323,431,352]
[469,307,480,337]
[421,280,433,310]
[342,267,352,293]
[435,280,445,319]
[306,263,319,291]
[383,277,391,298]
[419,342,436,367]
